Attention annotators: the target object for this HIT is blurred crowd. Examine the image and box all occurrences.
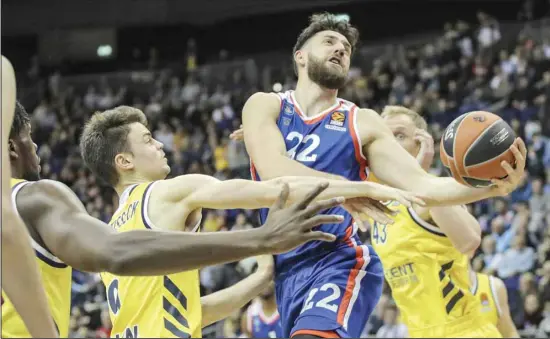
[17,8,550,339]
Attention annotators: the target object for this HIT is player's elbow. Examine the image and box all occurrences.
[456,232,481,255]
[88,236,134,275]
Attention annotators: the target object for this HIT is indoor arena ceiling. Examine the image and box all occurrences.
[2,0,364,35]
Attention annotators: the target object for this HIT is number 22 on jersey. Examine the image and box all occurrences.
[286,132,320,162]
[301,283,341,314]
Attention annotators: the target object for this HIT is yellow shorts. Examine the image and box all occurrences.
[409,317,502,338]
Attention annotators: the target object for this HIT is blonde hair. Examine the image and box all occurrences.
[381,105,428,131]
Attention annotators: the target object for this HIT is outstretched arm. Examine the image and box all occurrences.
[154,174,423,212]
[201,256,273,327]
[17,180,341,275]
[409,131,481,254]
[360,108,526,206]
[1,55,58,338]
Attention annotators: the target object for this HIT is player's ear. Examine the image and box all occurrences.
[8,139,18,160]
[294,49,306,69]
[114,152,135,171]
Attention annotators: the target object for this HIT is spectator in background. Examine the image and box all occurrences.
[490,216,515,254]
[497,234,536,279]
[519,294,544,336]
[375,303,408,338]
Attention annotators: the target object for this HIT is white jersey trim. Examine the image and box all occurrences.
[351,105,367,161]
[142,181,202,232]
[289,90,340,121]
[488,276,503,318]
[342,243,371,330]
[11,181,65,264]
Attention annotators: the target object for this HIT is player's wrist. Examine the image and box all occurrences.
[247,227,273,255]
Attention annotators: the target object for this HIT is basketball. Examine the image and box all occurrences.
[439,111,516,188]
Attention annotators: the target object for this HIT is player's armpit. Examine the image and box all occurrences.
[493,277,520,338]
[358,109,494,206]
[242,92,344,181]
[15,180,120,273]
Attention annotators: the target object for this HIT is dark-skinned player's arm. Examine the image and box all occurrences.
[242,92,345,181]
[1,55,59,338]
[358,108,527,206]
[201,256,274,327]
[493,276,520,338]
[16,179,342,275]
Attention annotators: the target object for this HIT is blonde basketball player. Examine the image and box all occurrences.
[470,268,520,337]
[239,13,525,339]
[370,106,502,337]
[78,106,425,338]
[1,55,58,338]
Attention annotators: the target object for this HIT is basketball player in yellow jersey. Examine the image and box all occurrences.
[5,102,412,338]
[369,106,503,338]
[470,268,520,337]
[1,56,58,338]
[78,106,425,338]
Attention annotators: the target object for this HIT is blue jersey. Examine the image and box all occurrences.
[246,301,283,338]
[251,90,369,274]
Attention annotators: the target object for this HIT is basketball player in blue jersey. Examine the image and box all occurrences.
[242,284,283,338]
[4,102,419,338]
[240,13,527,338]
[1,55,58,338]
[77,106,422,337]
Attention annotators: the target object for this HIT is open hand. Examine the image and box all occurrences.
[261,182,344,254]
[491,137,527,196]
[414,128,435,171]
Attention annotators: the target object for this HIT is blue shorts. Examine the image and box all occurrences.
[275,241,384,338]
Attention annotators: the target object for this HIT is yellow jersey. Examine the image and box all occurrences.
[101,182,202,338]
[472,272,500,327]
[370,201,484,337]
[2,179,72,338]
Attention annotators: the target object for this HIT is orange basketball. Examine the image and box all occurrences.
[439,111,516,188]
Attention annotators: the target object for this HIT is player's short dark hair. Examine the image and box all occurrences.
[10,101,31,138]
[292,13,360,75]
[80,106,147,186]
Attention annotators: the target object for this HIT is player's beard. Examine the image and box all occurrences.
[307,53,347,90]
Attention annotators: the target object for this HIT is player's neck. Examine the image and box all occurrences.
[294,78,338,117]
[114,173,152,196]
[260,297,277,316]
[10,165,21,180]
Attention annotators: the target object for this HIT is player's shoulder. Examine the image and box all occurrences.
[18,179,72,198]
[488,274,505,291]
[246,91,282,106]
[243,92,283,120]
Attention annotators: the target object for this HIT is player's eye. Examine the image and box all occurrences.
[324,39,333,45]
[395,133,405,140]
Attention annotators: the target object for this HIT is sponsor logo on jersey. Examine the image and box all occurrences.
[283,104,294,116]
[479,292,491,312]
[282,117,291,126]
[325,111,347,131]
